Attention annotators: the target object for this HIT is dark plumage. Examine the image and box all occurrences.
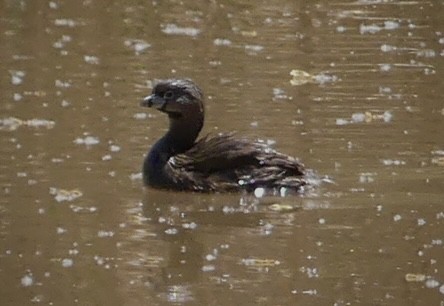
[141,79,309,193]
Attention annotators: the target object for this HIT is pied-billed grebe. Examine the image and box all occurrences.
[141,79,309,193]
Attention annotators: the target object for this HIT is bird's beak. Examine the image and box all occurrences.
[140,94,166,110]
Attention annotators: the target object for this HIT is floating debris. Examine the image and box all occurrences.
[268,203,298,212]
[0,117,55,131]
[405,273,426,282]
[336,111,393,126]
[49,187,83,203]
[73,135,100,146]
[161,24,200,37]
[241,258,280,267]
[290,69,337,86]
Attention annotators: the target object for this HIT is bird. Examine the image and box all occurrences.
[140,78,310,193]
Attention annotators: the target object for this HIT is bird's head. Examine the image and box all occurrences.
[141,79,204,119]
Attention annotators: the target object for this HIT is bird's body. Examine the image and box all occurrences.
[141,79,309,193]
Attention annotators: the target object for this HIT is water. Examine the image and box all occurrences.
[1,1,443,305]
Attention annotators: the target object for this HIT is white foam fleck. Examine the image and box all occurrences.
[54,18,78,27]
[97,230,114,238]
[425,279,440,288]
[351,113,366,123]
[109,145,121,152]
[124,39,151,55]
[161,24,200,37]
[84,55,100,64]
[74,136,100,146]
[417,218,426,226]
[213,38,232,46]
[202,265,215,272]
[62,258,74,268]
[21,274,33,287]
[133,112,148,120]
[165,228,178,235]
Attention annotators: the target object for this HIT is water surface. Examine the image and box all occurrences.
[1,0,443,305]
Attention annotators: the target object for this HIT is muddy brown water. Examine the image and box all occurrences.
[1,1,443,305]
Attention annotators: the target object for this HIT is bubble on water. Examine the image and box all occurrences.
[393,214,402,222]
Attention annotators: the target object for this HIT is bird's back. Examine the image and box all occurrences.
[164,133,307,192]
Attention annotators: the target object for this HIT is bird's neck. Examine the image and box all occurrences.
[143,110,203,186]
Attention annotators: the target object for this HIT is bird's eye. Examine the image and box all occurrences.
[163,91,174,99]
